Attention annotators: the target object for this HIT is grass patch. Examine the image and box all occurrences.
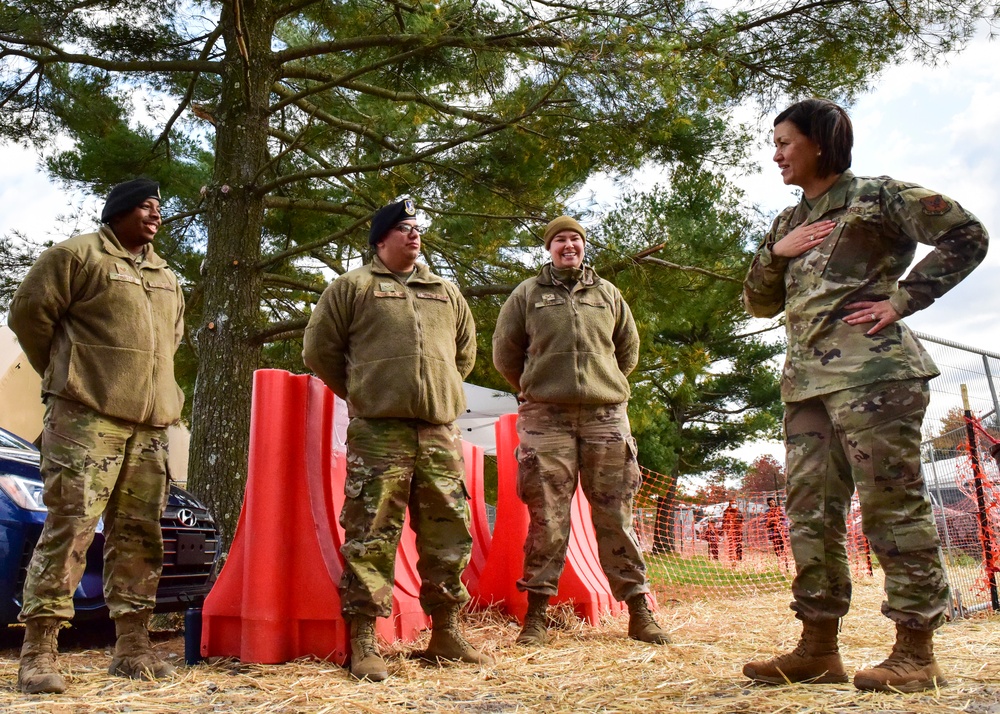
[645,552,791,588]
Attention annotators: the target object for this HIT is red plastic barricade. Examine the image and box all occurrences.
[200,370,432,664]
[462,440,491,597]
[469,413,628,623]
[200,370,348,664]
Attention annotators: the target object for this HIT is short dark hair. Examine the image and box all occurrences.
[774,98,853,178]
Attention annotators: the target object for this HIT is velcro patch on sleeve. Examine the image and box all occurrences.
[919,195,952,216]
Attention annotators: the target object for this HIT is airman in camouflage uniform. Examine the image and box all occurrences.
[493,216,670,647]
[8,179,184,694]
[742,99,988,693]
[303,199,492,681]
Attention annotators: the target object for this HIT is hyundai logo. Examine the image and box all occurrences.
[176,508,198,528]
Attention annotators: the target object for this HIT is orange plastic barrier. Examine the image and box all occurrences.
[462,440,491,597]
[469,413,629,623]
[200,370,434,663]
[200,370,348,664]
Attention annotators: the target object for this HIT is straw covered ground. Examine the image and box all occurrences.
[1,578,998,713]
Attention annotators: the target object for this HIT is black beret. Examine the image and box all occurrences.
[369,199,417,246]
[101,179,161,223]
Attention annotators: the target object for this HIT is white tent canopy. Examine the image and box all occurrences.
[456,383,518,455]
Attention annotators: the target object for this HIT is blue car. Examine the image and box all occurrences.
[0,426,219,625]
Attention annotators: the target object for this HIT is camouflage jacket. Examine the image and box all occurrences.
[8,226,184,426]
[743,171,988,402]
[302,255,476,425]
[492,263,639,405]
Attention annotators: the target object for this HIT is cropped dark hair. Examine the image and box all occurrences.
[774,98,853,178]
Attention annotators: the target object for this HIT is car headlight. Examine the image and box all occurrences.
[0,473,47,512]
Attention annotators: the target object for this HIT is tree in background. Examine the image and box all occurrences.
[604,168,785,552]
[1,0,995,542]
[929,405,1000,461]
[743,454,787,494]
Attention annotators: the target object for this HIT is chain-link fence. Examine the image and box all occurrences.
[913,332,1000,618]
[635,332,1000,620]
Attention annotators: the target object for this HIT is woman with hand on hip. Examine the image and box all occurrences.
[742,98,988,693]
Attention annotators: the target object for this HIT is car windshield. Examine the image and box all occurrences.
[0,429,33,451]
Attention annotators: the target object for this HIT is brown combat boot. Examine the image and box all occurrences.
[743,619,848,684]
[418,604,494,665]
[348,615,388,681]
[18,617,67,694]
[108,612,177,680]
[853,624,947,692]
[626,594,671,644]
[516,592,550,646]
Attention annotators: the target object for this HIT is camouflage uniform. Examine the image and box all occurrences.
[494,264,650,600]
[514,402,648,599]
[21,398,169,621]
[303,255,477,619]
[338,418,471,617]
[743,171,989,629]
[8,225,183,624]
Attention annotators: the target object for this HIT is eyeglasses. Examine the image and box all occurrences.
[394,223,423,236]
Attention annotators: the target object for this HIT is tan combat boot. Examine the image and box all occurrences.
[18,617,67,694]
[348,615,388,681]
[626,594,671,644]
[108,612,177,680]
[516,592,550,646]
[743,619,848,684]
[418,604,495,665]
[853,624,947,692]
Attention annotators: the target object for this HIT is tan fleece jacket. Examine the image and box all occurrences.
[8,226,184,426]
[302,256,476,425]
[492,263,638,405]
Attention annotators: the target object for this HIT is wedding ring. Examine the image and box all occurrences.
[870,313,876,321]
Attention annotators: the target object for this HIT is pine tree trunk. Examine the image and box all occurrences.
[186,5,277,547]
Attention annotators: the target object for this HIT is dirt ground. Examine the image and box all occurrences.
[1,579,998,713]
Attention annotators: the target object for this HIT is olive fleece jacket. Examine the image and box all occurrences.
[8,226,184,426]
[492,263,639,405]
[302,256,476,425]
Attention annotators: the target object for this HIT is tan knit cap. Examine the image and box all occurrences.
[543,216,586,248]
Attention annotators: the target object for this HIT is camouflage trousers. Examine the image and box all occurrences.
[339,417,472,619]
[784,378,949,630]
[515,402,649,601]
[20,397,169,623]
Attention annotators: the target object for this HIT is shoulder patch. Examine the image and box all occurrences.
[919,195,952,216]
